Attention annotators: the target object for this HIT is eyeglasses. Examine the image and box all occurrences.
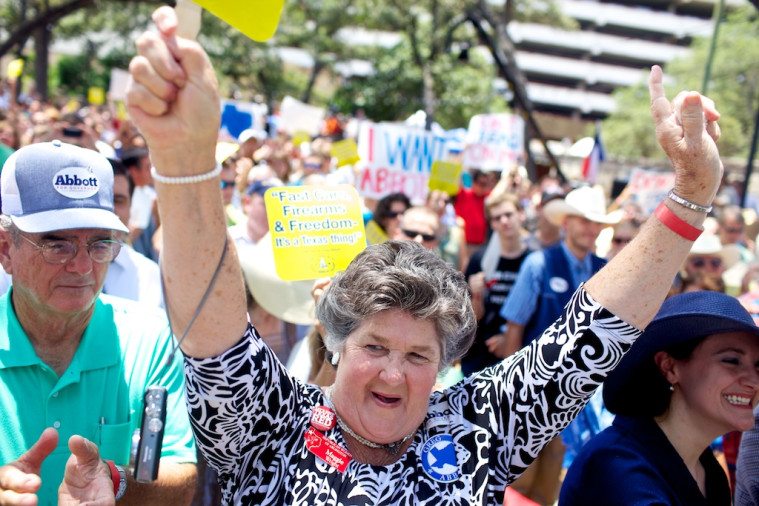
[19,233,122,264]
[303,162,322,170]
[689,257,723,270]
[490,211,515,222]
[220,180,236,190]
[612,236,632,245]
[401,228,437,242]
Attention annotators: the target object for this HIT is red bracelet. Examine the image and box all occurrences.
[654,202,702,241]
[105,460,120,497]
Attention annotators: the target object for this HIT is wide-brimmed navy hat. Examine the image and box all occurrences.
[603,291,759,416]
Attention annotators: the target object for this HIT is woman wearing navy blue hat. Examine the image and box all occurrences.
[560,291,759,506]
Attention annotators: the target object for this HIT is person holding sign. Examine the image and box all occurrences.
[125,6,723,505]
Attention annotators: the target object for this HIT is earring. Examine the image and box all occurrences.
[331,351,340,366]
[669,384,675,392]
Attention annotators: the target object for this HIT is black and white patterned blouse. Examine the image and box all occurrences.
[183,288,639,505]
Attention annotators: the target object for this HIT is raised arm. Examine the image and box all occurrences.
[126,7,247,357]
[584,66,722,329]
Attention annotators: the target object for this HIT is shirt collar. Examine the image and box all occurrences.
[0,292,120,371]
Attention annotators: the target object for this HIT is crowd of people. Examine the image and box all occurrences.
[0,6,757,505]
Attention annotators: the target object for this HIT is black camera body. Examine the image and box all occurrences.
[131,386,167,482]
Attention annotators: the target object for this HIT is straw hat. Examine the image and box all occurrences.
[238,234,315,325]
[542,186,620,226]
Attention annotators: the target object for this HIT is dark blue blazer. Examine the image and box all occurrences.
[559,415,731,506]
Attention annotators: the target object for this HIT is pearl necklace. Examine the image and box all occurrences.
[324,387,416,455]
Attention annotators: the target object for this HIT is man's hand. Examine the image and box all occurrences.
[0,428,58,505]
[485,333,511,359]
[126,6,220,172]
[648,65,723,206]
[57,436,114,506]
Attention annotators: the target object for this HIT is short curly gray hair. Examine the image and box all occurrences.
[316,240,476,370]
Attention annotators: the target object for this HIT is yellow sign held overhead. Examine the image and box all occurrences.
[265,185,366,281]
[330,138,360,167]
[192,0,285,41]
[428,160,463,196]
[291,130,311,147]
[7,59,24,80]
[88,87,105,106]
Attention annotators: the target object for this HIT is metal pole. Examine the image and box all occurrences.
[740,97,759,209]
[701,0,725,95]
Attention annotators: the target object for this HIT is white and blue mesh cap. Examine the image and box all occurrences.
[1,140,128,233]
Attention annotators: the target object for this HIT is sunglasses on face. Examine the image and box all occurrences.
[612,236,632,245]
[385,210,405,219]
[220,180,236,190]
[689,257,723,269]
[490,211,515,222]
[401,228,437,242]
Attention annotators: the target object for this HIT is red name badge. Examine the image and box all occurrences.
[304,426,352,473]
[310,406,336,431]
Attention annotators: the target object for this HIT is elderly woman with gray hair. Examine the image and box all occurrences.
[108,6,727,505]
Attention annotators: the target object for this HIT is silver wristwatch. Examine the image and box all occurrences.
[114,464,127,500]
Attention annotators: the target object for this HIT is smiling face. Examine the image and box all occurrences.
[330,309,441,444]
[661,331,759,435]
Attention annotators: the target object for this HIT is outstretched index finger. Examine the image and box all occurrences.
[648,65,671,127]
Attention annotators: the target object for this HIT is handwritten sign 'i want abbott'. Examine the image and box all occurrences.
[357,122,451,203]
[265,185,366,281]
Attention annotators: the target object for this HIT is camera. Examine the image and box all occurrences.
[130,386,167,482]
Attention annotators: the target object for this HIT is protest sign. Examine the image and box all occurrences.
[265,185,366,280]
[463,113,525,171]
[428,161,462,196]
[7,59,24,80]
[625,168,676,215]
[191,0,284,41]
[356,122,450,203]
[220,100,268,141]
[278,96,325,137]
[88,87,105,106]
[331,138,360,167]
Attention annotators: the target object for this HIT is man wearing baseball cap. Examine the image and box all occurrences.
[0,141,197,505]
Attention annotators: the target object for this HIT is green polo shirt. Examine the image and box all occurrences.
[0,291,196,505]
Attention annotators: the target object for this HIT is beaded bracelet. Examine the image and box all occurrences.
[654,202,702,241]
[150,164,222,185]
[667,190,712,214]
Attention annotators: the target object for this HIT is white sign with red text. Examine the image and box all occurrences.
[463,113,525,171]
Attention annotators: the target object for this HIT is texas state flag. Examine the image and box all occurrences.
[582,125,605,184]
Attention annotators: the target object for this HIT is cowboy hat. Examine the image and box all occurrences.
[603,291,759,416]
[238,234,315,325]
[687,232,742,271]
[542,186,620,226]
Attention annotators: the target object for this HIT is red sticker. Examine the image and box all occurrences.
[310,405,337,431]
[304,426,352,473]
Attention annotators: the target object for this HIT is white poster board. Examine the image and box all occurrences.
[463,113,525,170]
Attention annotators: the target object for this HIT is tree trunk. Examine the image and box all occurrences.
[422,64,436,130]
[0,0,94,59]
[33,25,51,101]
[301,60,324,104]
